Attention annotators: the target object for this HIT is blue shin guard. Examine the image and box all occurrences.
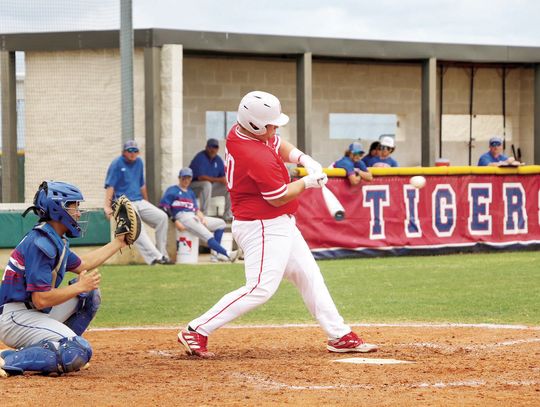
[65,287,101,336]
[1,336,92,375]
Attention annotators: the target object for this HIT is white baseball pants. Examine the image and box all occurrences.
[188,214,351,339]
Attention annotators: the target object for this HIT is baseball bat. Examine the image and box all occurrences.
[517,147,522,162]
[511,144,517,159]
[321,185,345,221]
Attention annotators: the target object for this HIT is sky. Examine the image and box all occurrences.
[1,0,540,47]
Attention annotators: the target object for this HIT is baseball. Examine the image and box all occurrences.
[410,175,426,189]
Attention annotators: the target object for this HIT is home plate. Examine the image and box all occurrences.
[333,357,414,365]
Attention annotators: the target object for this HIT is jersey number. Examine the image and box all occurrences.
[225,151,235,189]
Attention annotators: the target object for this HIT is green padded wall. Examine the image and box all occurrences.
[0,210,110,248]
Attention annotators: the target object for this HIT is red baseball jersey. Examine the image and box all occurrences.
[225,124,298,220]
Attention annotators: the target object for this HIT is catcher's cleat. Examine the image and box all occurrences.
[178,330,215,358]
[327,331,378,353]
[0,352,11,378]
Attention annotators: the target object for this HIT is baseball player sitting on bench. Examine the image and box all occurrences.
[159,168,239,263]
[0,181,128,377]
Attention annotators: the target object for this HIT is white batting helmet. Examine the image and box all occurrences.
[237,91,289,136]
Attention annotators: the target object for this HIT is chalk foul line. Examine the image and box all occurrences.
[89,322,540,332]
[230,372,539,391]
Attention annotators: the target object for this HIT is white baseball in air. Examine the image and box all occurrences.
[410,175,426,189]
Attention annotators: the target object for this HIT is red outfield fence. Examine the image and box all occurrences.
[295,167,540,258]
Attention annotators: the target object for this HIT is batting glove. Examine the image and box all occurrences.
[299,155,323,175]
[303,172,328,189]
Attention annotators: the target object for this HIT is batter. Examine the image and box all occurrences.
[178,91,378,357]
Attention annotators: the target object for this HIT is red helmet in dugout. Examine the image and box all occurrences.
[237,91,290,135]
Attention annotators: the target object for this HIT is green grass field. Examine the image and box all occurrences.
[92,251,540,327]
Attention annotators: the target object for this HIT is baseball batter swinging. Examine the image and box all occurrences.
[0,181,127,377]
[178,90,378,357]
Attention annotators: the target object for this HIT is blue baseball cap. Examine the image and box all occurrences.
[206,138,219,148]
[123,140,139,152]
[179,167,193,178]
[348,141,365,155]
[489,136,503,146]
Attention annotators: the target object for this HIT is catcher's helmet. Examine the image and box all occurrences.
[237,91,289,136]
[24,181,85,238]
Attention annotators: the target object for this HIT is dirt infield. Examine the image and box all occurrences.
[1,325,539,406]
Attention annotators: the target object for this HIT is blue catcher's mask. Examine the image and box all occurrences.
[23,181,87,238]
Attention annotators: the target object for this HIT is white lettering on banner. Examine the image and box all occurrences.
[503,183,527,235]
[225,149,235,189]
[363,185,390,239]
[432,185,456,238]
[468,183,492,236]
[404,185,422,238]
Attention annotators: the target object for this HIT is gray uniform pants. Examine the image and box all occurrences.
[175,212,226,243]
[0,299,79,349]
[133,200,169,264]
[190,181,232,219]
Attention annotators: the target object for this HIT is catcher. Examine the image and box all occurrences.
[0,181,140,377]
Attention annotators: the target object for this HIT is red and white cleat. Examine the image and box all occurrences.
[327,331,378,353]
[178,329,215,358]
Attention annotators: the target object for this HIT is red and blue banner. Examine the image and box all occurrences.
[295,174,540,258]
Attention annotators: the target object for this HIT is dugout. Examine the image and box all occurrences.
[2,29,540,208]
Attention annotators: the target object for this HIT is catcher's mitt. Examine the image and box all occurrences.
[111,195,142,245]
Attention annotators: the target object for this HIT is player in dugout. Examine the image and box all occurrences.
[477,136,523,166]
[0,181,127,377]
[332,141,373,184]
[367,136,399,168]
[361,140,381,167]
[178,90,378,357]
[159,167,239,263]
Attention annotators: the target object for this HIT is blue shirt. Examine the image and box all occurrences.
[354,159,368,172]
[189,151,225,181]
[478,152,508,166]
[0,223,81,311]
[362,155,378,167]
[368,156,399,168]
[104,156,145,201]
[333,156,355,175]
[159,185,199,218]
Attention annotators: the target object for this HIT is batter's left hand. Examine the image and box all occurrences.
[303,172,328,189]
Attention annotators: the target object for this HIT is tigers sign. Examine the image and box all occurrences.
[295,175,540,258]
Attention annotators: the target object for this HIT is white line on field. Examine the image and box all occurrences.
[89,322,540,332]
[404,337,540,352]
[231,373,540,391]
